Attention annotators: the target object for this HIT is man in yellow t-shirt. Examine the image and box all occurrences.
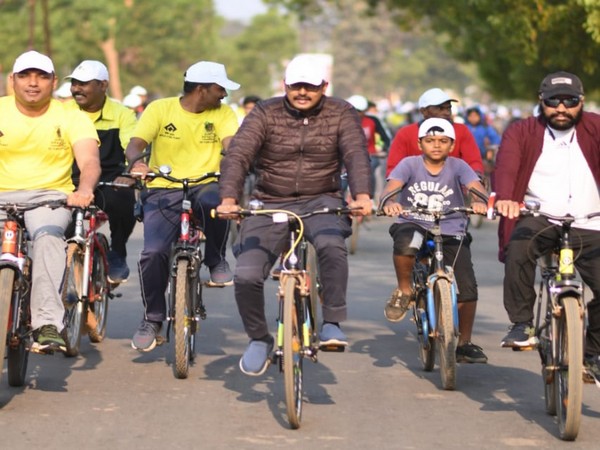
[0,50,100,353]
[125,61,240,352]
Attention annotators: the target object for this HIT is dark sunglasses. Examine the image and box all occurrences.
[286,82,323,92]
[542,97,581,108]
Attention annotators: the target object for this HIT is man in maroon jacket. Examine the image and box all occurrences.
[494,72,600,377]
[217,55,372,376]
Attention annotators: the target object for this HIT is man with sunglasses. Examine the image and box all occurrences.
[217,54,372,376]
[494,72,600,374]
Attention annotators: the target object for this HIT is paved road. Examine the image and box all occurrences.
[1,217,600,449]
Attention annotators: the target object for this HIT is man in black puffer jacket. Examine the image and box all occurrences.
[218,55,372,376]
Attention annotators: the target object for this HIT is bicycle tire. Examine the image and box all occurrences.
[415,290,435,371]
[174,259,192,379]
[556,296,583,441]
[88,233,110,343]
[283,276,303,429]
[62,243,84,357]
[7,275,31,387]
[435,278,457,390]
[306,243,319,341]
[0,268,16,385]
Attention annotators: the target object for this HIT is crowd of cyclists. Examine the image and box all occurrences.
[4,48,600,397]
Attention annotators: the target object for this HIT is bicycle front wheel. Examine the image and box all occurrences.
[283,276,303,429]
[62,243,84,357]
[435,278,457,390]
[555,296,583,441]
[7,277,31,387]
[88,233,110,343]
[0,268,16,386]
[174,259,193,379]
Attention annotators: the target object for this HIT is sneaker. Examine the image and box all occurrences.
[384,289,412,322]
[131,320,162,352]
[456,342,488,363]
[33,324,66,353]
[107,250,130,284]
[239,335,274,376]
[318,322,348,347]
[500,322,538,348]
[207,260,233,287]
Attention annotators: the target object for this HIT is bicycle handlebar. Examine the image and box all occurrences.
[211,206,360,220]
[0,199,67,214]
[520,203,600,223]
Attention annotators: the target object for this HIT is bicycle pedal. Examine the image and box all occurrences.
[511,345,537,351]
[583,370,596,385]
[156,335,166,346]
[204,280,233,288]
[318,343,346,352]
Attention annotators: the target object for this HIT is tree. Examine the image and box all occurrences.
[268,0,600,100]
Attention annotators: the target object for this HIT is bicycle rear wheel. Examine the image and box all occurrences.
[435,278,457,390]
[555,296,583,441]
[88,233,110,343]
[174,259,193,379]
[348,217,360,255]
[283,276,303,429]
[62,243,84,357]
[0,268,16,385]
[7,281,31,387]
[306,243,319,341]
[541,314,557,415]
[415,290,435,371]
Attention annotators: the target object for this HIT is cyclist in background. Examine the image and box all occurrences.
[494,72,600,379]
[65,60,138,284]
[464,106,501,161]
[125,61,240,352]
[386,88,483,178]
[382,118,488,363]
[216,54,372,376]
[0,50,100,352]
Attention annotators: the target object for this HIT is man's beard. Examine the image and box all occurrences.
[542,105,583,131]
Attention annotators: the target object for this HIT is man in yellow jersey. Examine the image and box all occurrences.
[0,51,100,352]
[125,61,240,352]
[65,60,138,284]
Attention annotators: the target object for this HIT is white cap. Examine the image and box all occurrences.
[418,118,455,140]
[130,85,147,96]
[184,61,240,90]
[65,60,109,82]
[13,50,54,74]
[54,82,72,99]
[123,93,142,109]
[284,55,327,86]
[417,88,457,109]
[346,95,368,112]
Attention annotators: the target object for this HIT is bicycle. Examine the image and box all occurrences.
[0,199,66,387]
[61,186,125,356]
[511,200,600,441]
[213,203,357,429]
[128,163,219,379]
[377,188,491,390]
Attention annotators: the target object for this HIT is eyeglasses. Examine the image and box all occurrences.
[286,82,323,92]
[542,97,581,108]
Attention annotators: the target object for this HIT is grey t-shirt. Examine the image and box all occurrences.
[388,156,479,236]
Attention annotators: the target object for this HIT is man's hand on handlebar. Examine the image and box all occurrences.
[67,189,95,208]
[348,194,372,216]
[216,198,241,220]
[495,199,521,219]
[129,161,151,180]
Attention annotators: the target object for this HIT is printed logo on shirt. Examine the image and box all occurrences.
[158,123,180,140]
[406,181,455,222]
[199,121,218,144]
[48,126,67,151]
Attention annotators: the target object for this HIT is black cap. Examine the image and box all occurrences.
[539,71,584,99]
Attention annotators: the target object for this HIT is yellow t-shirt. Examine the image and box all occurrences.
[133,97,239,189]
[0,96,99,193]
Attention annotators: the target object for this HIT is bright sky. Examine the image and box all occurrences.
[214,0,268,22]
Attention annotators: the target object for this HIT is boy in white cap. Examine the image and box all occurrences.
[65,60,138,284]
[380,117,489,363]
[125,61,240,352]
[0,50,101,352]
[216,54,372,376]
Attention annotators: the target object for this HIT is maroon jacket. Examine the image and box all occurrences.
[220,95,371,202]
[493,112,600,261]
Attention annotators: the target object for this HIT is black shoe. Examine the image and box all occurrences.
[501,322,538,348]
[456,342,488,363]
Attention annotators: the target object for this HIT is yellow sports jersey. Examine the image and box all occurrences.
[0,96,99,193]
[133,97,239,189]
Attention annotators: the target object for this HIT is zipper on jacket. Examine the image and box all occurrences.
[295,117,309,194]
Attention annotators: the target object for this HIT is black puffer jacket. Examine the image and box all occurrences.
[220,95,371,202]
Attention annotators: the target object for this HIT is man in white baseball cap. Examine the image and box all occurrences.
[125,61,240,352]
[1,50,100,353]
[65,59,138,285]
